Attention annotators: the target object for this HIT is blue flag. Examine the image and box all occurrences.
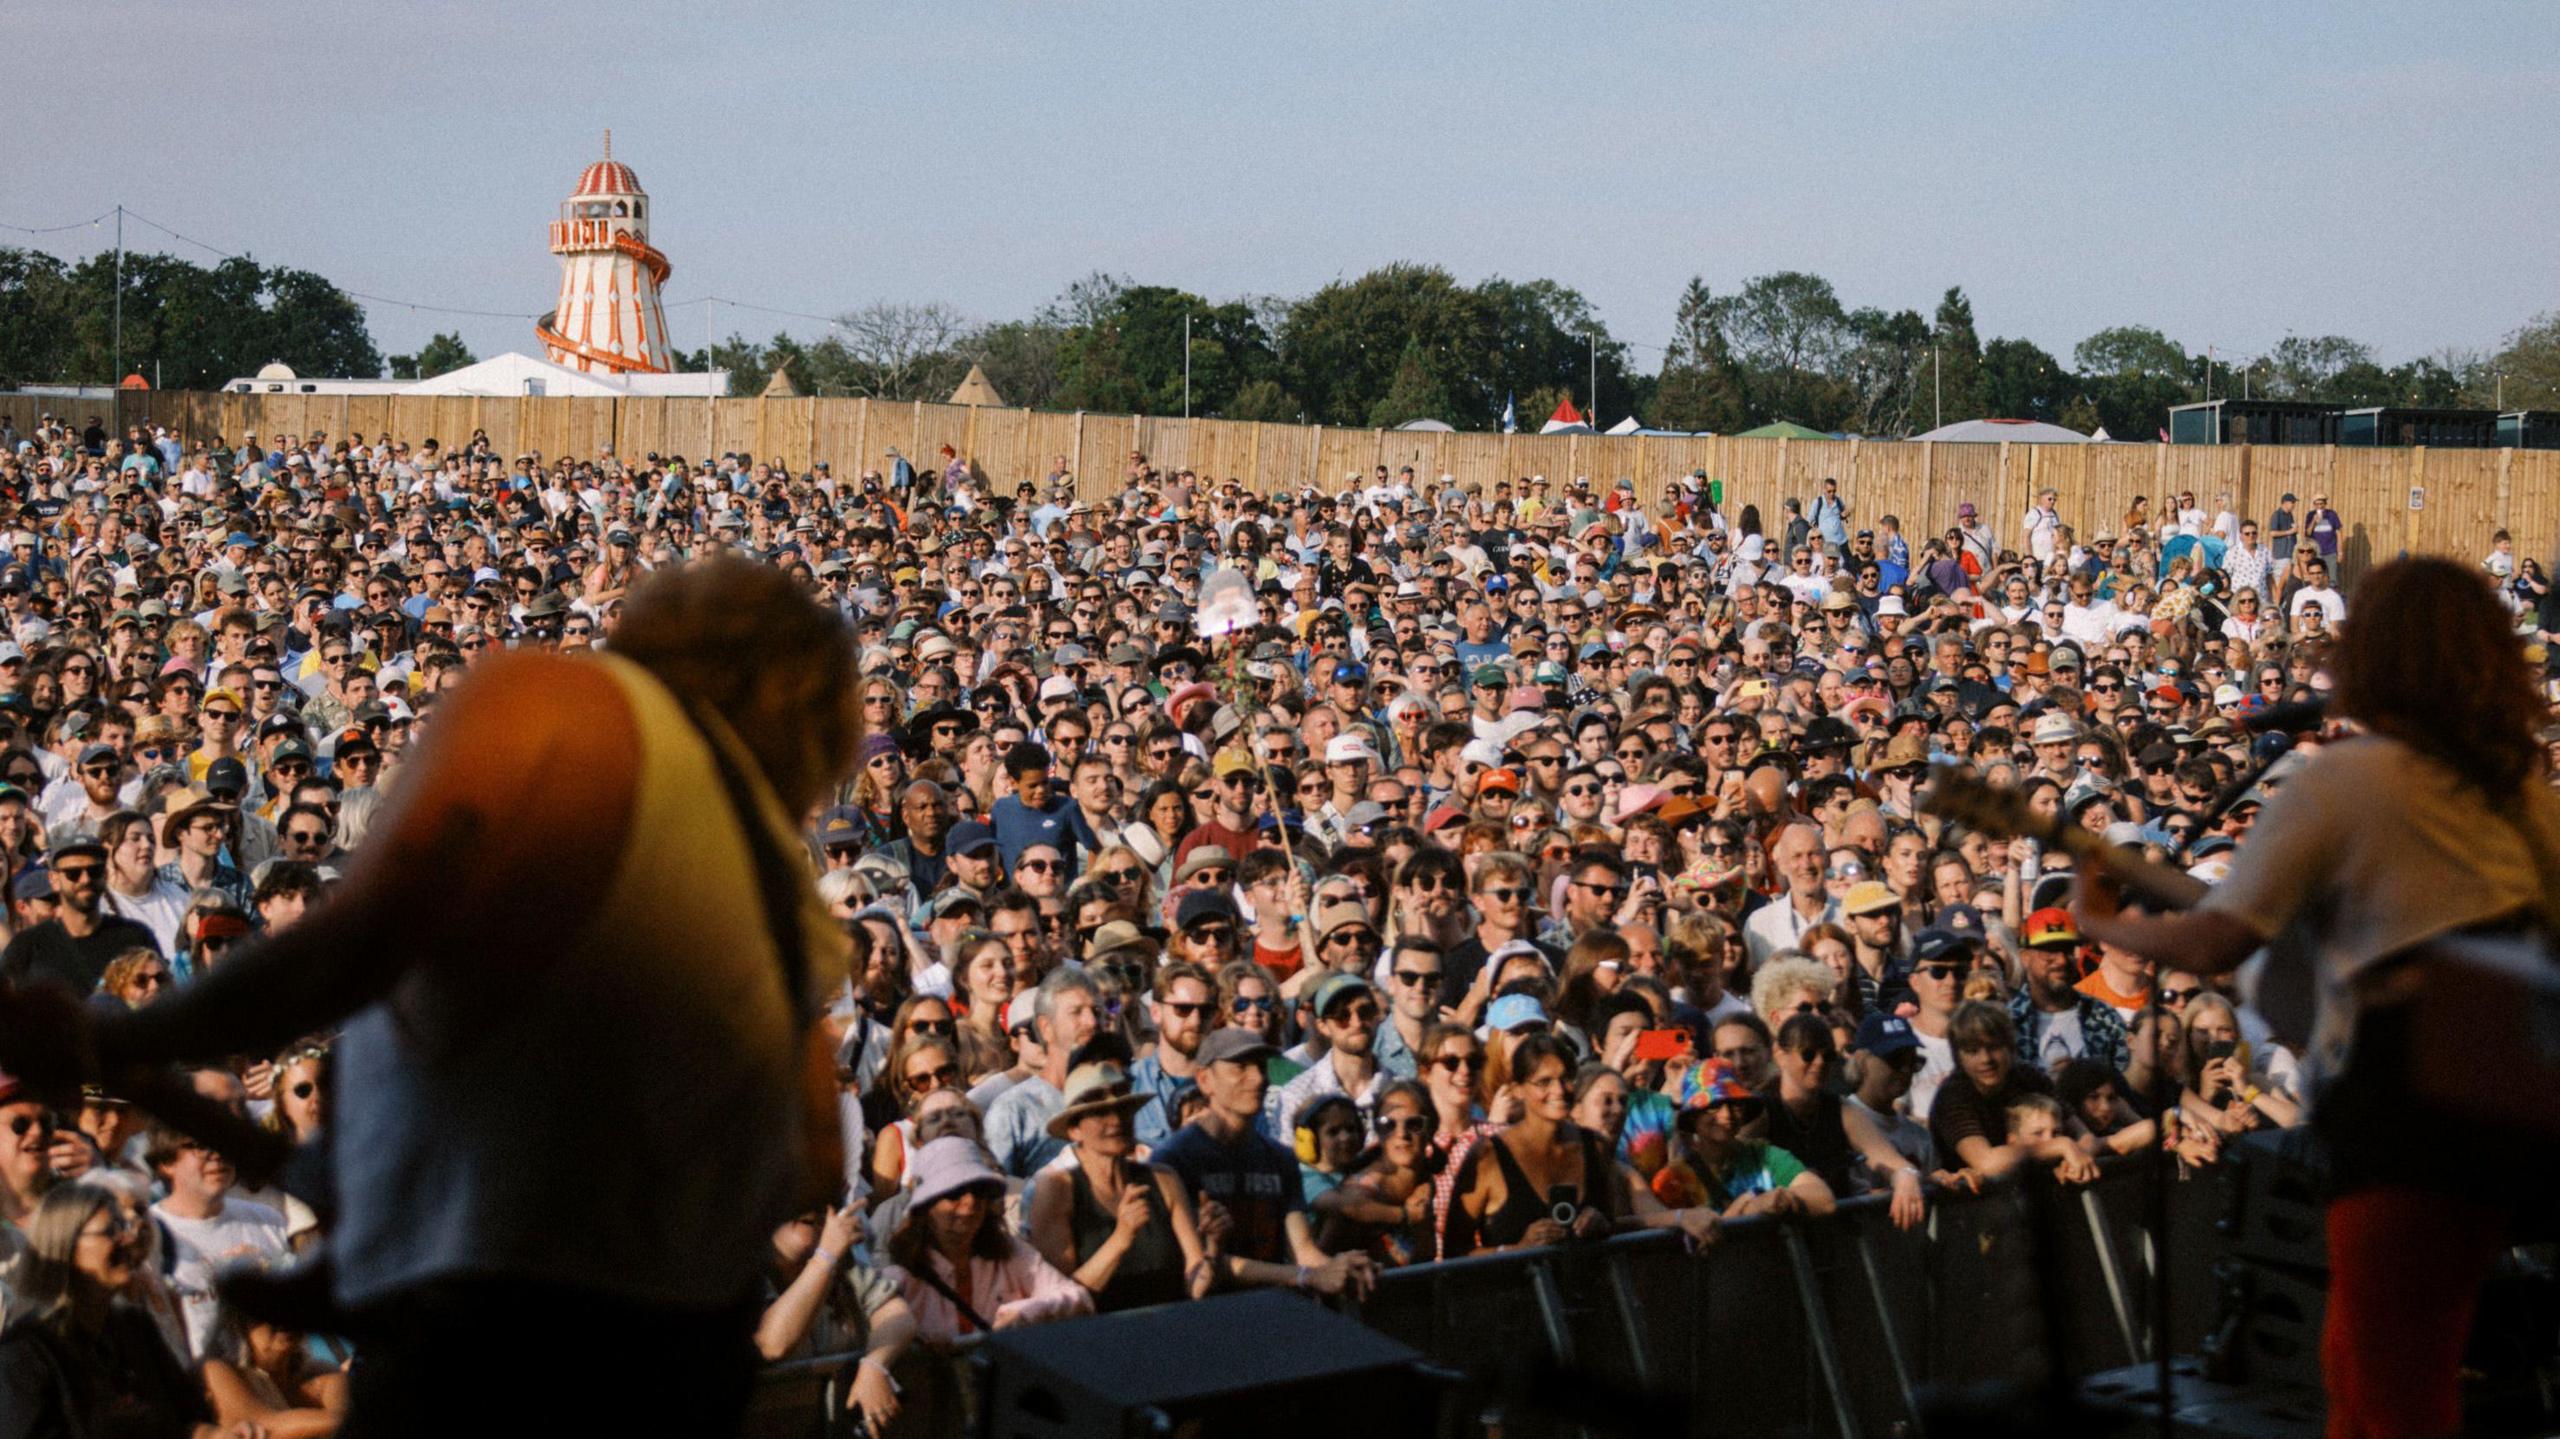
[1500,393,1516,434]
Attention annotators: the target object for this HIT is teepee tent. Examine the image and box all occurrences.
[1736,420,1832,440]
[1603,415,1642,436]
[1539,396,1596,435]
[948,364,1006,407]
[759,362,801,399]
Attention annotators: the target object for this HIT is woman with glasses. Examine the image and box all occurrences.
[0,1183,214,1439]
[95,949,170,1010]
[1214,958,1284,1051]
[867,1029,966,1207]
[1312,1078,1437,1266]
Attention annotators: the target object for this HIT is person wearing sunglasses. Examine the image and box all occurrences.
[1130,961,1218,1147]
[0,834,161,996]
[1435,853,1555,1022]
[1271,970,1387,1147]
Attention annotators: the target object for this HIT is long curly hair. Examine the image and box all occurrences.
[2328,557,2542,801]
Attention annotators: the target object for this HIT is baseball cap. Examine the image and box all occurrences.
[1325,734,1377,766]
[1308,972,1376,1018]
[816,807,863,847]
[2023,907,2080,948]
[1486,994,1550,1033]
[1910,926,1978,965]
[946,819,998,857]
[1853,1013,1921,1059]
[1198,1028,1278,1068]
[1477,767,1521,796]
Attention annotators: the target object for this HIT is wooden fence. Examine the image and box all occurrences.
[4,390,2551,574]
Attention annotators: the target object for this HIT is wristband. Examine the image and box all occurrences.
[1294,1264,1312,1291]
[811,1246,840,1270]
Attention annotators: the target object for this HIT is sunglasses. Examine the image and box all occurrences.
[1230,994,1273,1014]
[1916,963,1973,981]
[290,1081,318,1100]
[906,1018,957,1038]
[1433,1053,1486,1074]
[1479,886,1525,903]
[904,1063,960,1093]
[1377,1114,1432,1138]
[1186,921,1237,941]
[6,1113,51,1137]
[2159,985,2202,1006]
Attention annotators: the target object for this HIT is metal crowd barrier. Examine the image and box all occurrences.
[1345,1159,2227,1439]
[744,1159,2230,1439]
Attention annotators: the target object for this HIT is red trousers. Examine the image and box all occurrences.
[2322,1185,2509,1439]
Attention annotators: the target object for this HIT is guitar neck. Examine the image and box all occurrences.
[2039,818,2210,910]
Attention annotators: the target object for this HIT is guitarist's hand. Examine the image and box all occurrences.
[0,980,99,1104]
[2072,866,2124,934]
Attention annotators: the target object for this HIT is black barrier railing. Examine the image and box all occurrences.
[744,1158,2231,1439]
[1343,1159,2228,1439]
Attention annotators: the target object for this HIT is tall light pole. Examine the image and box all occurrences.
[1588,329,1598,424]
[1932,345,1942,430]
[1183,313,1192,419]
[112,205,124,428]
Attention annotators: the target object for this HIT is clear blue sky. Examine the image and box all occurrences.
[5,0,2552,377]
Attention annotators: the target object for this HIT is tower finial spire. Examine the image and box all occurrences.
[602,127,612,160]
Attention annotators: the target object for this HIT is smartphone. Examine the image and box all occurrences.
[2197,1038,2239,1064]
[1633,1029,1692,1062]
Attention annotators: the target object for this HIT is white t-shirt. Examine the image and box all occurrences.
[1909,1028,1955,1122]
[154,1197,289,1358]
[2204,736,2560,1096]
[2289,585,2346,621]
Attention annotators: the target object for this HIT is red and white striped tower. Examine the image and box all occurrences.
[537,131,675,374]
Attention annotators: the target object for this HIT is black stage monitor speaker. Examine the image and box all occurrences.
[974,1290,1436,1439]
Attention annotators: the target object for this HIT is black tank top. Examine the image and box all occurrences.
[1067,1161,1186,1312]
[1477,1129,1618,1249]
[1764,1089,1855,1195]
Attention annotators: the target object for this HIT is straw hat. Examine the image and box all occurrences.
[1045,1062,1151,1140]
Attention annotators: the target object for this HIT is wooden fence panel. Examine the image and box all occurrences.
[1252,420,1316,496]
[2414,449,2500,564]
[2509,451,2560,562]
[2328,449,2410,574]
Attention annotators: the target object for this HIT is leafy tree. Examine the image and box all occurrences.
[1054,285,1277,417]
[0,246,379,387]
[1652,277,1749,433]
[1278,264,1497,427]
[1473,278,1640,428]
[1716,271,1853,427]
[2471,314,2560,411]
[2074,325,2196,441]
[1979,337,2074,422]
[1368,339,1456,427]
[1224,377,1301,423]
[2260,334,2373,400]
[1838,307,1930,437]
[967,319,1066,411]
[395,331,475,380]
[1928,287,1987,427]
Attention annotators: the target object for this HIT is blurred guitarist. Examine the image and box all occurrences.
[2076,557,2559,1439]
[1,557,860,1438]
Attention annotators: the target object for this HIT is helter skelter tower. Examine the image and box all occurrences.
[536,131,676,374]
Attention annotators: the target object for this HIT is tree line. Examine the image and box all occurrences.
[7,244,2557,440]
[695,268,2560,439]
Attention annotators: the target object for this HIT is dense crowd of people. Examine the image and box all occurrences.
[0,409,2538,1437]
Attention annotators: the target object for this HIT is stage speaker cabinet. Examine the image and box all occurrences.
[2220,1129,2328,1272]
[973,1290,1438,1439]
